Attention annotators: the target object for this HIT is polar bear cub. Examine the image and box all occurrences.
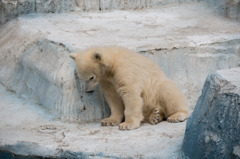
[70,46,188,130]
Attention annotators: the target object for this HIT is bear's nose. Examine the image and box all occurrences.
[86,90,94,94]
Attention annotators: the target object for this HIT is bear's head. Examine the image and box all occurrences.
[69,49,103,94]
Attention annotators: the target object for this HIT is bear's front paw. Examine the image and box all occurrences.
[118,122,140,130]
[101,118,121,126]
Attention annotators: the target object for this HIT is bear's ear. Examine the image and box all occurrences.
[93,51,101,61]
[69,53,78,60]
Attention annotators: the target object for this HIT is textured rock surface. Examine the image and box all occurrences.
[16,39,109,121]
[206,0,240,20]
[182,67,240,159]
[1,0,240,24]
[0,84,186,158]
[0,0,202,24]
[0,0,77,24]
[0,26,109,122]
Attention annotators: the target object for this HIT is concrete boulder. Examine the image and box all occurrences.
[1,38,109,122]
[182,67,240,159]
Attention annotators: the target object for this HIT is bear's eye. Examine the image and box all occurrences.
[89,76,94,81]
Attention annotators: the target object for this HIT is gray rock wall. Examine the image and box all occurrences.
[0,0,96,24]
[9,38,110,121]
[1,0,239,24]
[206,0,240,20]
[0,21,110,121]
[98,0,201,10]
[0,0,201,24]
[182,67,240,159]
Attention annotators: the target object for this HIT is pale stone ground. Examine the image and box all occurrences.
[0,84,186,158]
[0,2,240,158]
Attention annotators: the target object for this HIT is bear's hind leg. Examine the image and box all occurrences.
[149,107,164,125]
[167,111,188,123]
[158,80,189,123]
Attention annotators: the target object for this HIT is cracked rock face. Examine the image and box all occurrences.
[13,38,109,121]
[182,67,240,159]
[206,0,240,20]
[0,0,198,24]
[2,0,239,24]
